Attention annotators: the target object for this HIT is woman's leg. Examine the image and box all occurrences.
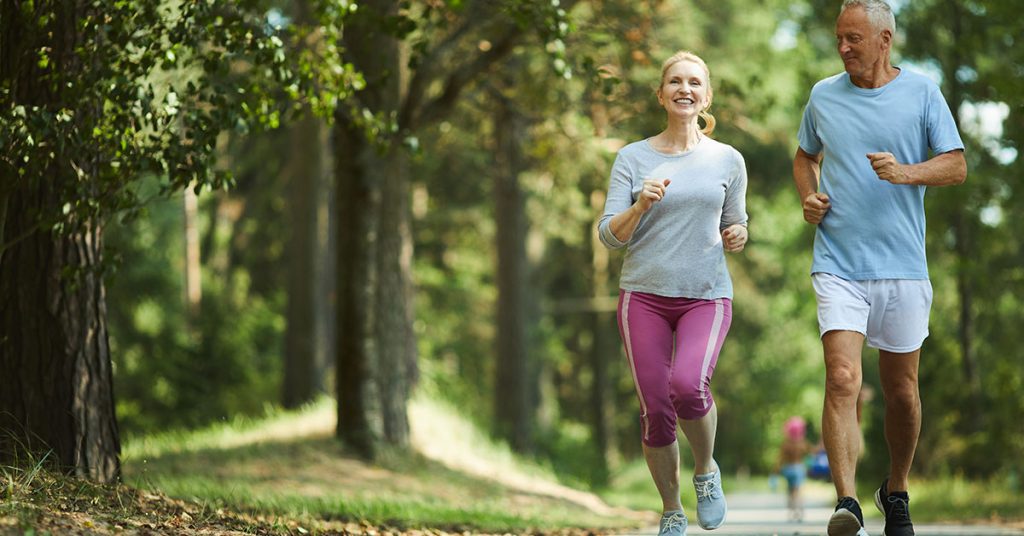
[617,291,684,513]
[672,298,732,529]
[643,440,684,513]
[673,298,731,472]
[679,402,717,474]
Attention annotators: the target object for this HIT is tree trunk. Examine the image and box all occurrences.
[588,189,614,485]
[335,116,382,458]
[493,91,534,453]
[0,182,121,483]
[283,112,322,409]
[943,0,983,430]
[0,0,121,483]
[375,148,416,446]
[183,184,202,321]
[314,122,336,398]
[334,0,414,456]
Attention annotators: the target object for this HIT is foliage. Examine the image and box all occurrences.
[105,177,285,436]
[0,0,325,236]
[10,0,345,438]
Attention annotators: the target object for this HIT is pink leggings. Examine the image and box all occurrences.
[617,290,732,448]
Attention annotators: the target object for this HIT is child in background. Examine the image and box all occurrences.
[775,416,813,522]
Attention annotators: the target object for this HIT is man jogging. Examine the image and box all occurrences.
[793,1,967,535]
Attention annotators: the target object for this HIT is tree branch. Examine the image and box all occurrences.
[405,23,521,131]
[399,0,505,129]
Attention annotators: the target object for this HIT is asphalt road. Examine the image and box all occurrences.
[621,488,1024,536]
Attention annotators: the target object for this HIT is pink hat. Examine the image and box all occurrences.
[784,416,806,440]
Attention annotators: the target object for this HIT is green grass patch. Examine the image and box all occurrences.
[860,475,1024,524]
[121,397,331,461]
[121,395,642,534]
[1,451,53,529]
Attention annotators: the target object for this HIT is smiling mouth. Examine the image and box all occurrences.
[673,97,695,105]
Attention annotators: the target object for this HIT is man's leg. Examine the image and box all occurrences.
[822,330,866,499]
[823,330,869,535]
[878,348,921,492]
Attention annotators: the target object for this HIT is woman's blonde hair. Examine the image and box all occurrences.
[658,50,716,136]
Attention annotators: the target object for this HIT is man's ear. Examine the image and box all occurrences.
[881,28,893,49]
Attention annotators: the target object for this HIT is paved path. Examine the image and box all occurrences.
[621,488,1024,536]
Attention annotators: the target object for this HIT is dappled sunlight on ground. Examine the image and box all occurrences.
[118,398,644,532]
[409,397,645,519]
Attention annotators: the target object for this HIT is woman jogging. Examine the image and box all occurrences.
[598,50,749,536]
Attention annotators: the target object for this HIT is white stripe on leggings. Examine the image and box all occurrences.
[621,292,650,441]
[698,299,725,409]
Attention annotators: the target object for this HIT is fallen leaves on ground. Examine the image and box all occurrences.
[0,470,617,535]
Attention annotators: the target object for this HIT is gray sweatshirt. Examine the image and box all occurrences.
[598,137,748,299]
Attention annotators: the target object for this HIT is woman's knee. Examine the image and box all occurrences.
[641,407,679,448]
[672,388,713,421]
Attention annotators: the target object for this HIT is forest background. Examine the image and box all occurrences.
[2,0,1021,518]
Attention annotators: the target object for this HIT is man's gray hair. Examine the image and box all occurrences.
[841,0,896,34]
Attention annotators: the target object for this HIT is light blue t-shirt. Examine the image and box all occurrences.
[797,68,964,280]
[598,137,748,299]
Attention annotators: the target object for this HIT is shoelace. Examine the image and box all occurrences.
[661,512,686,532]
[694,478,716,500]
[886,496,911,520]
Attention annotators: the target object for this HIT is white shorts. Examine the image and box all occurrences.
[811,272,933,353]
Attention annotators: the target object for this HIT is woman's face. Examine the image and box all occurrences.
[657,60,709,121]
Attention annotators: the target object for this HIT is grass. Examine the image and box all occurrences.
[861,475,1024,525]
[1,450,280,535]
[599,458,671,513]
[1,450,52,529]
[118,395,644,534]
[7,396,1021,534]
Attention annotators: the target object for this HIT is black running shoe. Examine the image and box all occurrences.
[875,479,915,536]
[828,496,868,536]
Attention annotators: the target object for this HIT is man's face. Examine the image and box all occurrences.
[835,5,890,80]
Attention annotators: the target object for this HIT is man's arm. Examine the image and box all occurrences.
[793,147,830,224]
[866,149,967,186]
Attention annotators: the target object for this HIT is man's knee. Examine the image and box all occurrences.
[825,363,861,398]
[883,379,920,407]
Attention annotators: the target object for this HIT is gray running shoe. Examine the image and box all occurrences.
[693,460,727,529]
[658,510,687,536]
